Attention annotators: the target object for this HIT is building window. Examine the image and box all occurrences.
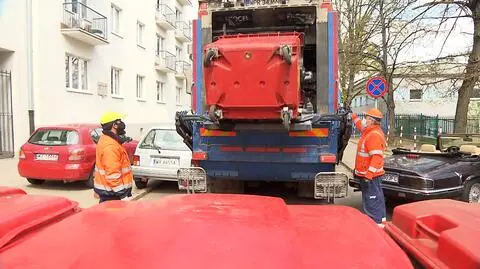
[176,46,182,59]
[136,75,145,99]
[137,21,145,47]
[175,8,182,21]
[409,89,422,101]
[156,81,165,102]
[156,34,165,56]
[65,54,88,91]
[111,67,121,96]
[176,86,182,105]
[472,87,480,100]
[111,4,121,34]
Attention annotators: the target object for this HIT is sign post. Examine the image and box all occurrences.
[366,76,388,110]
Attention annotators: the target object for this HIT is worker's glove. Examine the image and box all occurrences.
[119,135,132,144]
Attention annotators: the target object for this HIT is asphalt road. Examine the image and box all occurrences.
[1,142,404,218]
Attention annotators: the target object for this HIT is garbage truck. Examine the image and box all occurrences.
[175,0,353,202]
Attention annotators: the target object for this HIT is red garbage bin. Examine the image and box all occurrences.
[385,199,480,269]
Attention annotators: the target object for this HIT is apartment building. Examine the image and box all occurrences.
[0,0,197,157]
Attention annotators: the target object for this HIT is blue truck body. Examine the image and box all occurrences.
[176,2,351,197]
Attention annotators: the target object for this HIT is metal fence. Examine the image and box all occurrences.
[353,112,480,140]
[0,71,14,159]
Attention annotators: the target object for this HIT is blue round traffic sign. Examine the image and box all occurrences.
[366,76,388,99]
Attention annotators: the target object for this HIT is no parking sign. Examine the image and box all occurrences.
[366,77,388,99]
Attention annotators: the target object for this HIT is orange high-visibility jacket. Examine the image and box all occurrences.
[94,134,133,196]
[352,114,386,180]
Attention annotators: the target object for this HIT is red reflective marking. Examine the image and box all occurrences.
[320,155,337,163]
[283,148,307,153]
[245,147,266,153]
[220,146,243,152]
[192,152,207,160]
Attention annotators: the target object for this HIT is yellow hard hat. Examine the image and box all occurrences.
[99,111,125,125]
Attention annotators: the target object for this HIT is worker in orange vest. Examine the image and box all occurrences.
[352,108,387,226]
[94,112,133,203]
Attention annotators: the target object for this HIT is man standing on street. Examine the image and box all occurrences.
[94,111,133,203]
[352,108,387,227]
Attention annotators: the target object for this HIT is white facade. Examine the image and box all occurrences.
[0,0,197,154]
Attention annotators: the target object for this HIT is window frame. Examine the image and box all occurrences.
[176,86,182,105]
[409,89,423,102]
[137,21,145,47]
[136,75,145,100]
[111,4,121,35]
[111,67,121,96]
[156,80,165,103]
[65,54,88,92]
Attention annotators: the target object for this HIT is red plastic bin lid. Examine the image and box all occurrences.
[0,187,26,197]
[0,190,79,250]
[385,199,480,269]
[0,194,413,269]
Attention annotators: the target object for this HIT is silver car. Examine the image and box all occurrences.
[132,126,192,189]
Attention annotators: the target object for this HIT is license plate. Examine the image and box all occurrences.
[382,173,399,183]
[152,157,179,166]
[35,154,59,161]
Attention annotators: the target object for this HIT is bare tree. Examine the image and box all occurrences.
[415,0,480,133]
[366,0,430,141]
[336,0,381,106]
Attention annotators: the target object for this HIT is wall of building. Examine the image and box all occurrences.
[0,0,31,154]
[32,0,196,141]
[0,0,198,153]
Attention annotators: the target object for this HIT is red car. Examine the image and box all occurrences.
[17,124,138,187]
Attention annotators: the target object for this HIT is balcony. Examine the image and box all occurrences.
[155,4,176,30]
[175,60,192,79]
[176,0,192,6]
[175,21,192,42]
[155,51,176,73]
[61,2,108,45]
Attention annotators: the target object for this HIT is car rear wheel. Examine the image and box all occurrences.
[85,169,94,188]
[463,180,480,203]
[27,178,45,185]
[134,178,148,189]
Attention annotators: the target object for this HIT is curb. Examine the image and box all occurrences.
[131,187,153,201]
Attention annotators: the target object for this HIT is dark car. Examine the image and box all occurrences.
[349,133,480,203]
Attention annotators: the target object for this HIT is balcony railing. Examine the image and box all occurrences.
[175,21,192,41]
[177,0,192,6]
[156,50,176,71]
[156,4,175,29]
[175,60,191,75]
[62,2,107,40]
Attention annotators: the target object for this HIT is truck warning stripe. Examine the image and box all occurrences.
[200,128,237,137]
[288,128,329,137]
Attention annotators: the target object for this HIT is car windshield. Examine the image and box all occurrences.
[140,129,189,151]
[29,129,80,146]
[440,134,480,151]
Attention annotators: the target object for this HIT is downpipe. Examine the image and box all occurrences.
[26,0,35,134]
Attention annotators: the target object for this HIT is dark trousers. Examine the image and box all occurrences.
[98,189,132,203]
[358,175,387,224]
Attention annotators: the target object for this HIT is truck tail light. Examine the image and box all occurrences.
[69,148,85,161]
[192,151,207,160]
[19,148,26,160]
[133,155,140,166]
[320,154,337,163]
